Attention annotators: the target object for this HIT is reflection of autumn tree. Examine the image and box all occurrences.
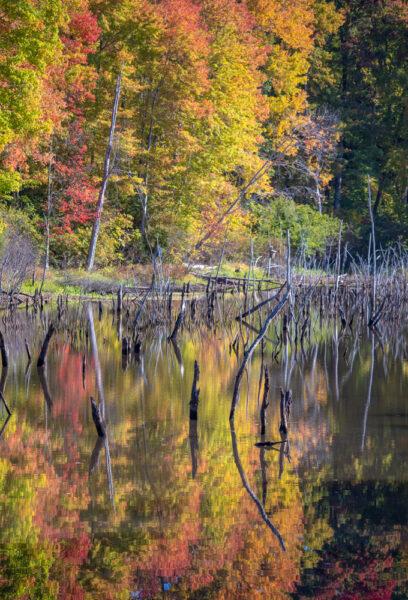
[0,424,91,599]
[296,481,408,599]
[0,308,407,598]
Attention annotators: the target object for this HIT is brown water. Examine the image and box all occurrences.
[0,305,407,599]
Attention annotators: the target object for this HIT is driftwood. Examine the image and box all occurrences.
[189,360,200,420]
[37,323,55,367]
[90,396,106,437]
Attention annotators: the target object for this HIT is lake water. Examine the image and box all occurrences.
[0,304,407,599]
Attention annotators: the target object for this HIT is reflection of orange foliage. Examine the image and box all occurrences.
[131,433,304,599]
[2,421,91,599]
[54,344,95,431]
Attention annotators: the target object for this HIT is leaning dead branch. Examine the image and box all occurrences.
[37,323,55,367]
[230,289,289,420]
[236,281,286,321]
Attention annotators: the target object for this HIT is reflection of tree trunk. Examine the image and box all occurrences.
[37,365,53,411]
[230,422,286,550]
[334,325,339,401]
[87,303,115,506]
[278,434,288,480]
[0,365,8,396]
[189,419,199,479]
[361,334,375,452]
[87,304,106,419]
[259,443,268,507]
[170,339,184,376]
[89,436,104,476]
[104,436,115,505]
[0,410,10,438]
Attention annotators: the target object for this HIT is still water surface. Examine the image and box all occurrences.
[0,305,407,599]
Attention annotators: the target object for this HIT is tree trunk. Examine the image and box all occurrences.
[373,176,384,215]
[333,158,342,211]
[86,73,122,271]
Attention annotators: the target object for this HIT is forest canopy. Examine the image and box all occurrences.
[0,0,407,266]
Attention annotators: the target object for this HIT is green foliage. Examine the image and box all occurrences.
[251,196,340,255]
[0,459,58,599]
[0,0,64,195]
[0,207,42,247]
[51,212,137,266]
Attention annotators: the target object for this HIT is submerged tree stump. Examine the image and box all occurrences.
[279,388,292,436]
[260,366,270,436]
[189,360,200,420]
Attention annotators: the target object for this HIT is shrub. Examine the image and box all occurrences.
[251,197,340,256]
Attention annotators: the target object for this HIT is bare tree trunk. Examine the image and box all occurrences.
[333,169,342,211]
[368,177,377,317]
[373,176,384,215]
[45,155,52,272]
[86,73,122,271]
[315,178,323,214]
[40,153,53,294]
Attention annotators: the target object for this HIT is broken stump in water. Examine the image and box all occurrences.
[260,366,270,436]
[189,360,200,420]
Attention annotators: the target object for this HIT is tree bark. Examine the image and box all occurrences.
[86,73,122,271]
[373,176,384,215]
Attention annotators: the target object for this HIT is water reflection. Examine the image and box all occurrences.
[0,305,406,598]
